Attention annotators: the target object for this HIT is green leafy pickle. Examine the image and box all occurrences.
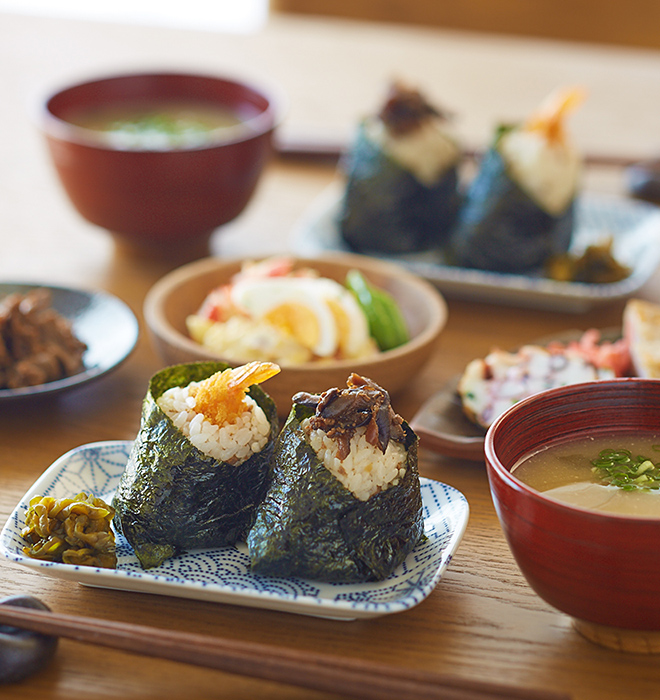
[21,492,116,569]
[112,361,279,569]
[247,403,424,583]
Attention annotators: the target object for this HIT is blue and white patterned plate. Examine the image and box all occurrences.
[0,441,469,620]
[291,184,660,313]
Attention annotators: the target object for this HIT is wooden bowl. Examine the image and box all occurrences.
[39,71,282,257]
[143,253,448,415]
[485,378,660,652]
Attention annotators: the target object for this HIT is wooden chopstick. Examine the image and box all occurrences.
[0,605,570,700]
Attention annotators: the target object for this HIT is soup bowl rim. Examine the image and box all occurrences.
[484,376,660,524]
[38,69,287,152]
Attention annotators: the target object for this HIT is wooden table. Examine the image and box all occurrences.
[2,9,660,699]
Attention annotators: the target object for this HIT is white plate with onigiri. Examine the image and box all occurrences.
[0,440,469,620]
[291,183,660,313]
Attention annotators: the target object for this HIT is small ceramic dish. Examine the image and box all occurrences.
[410,327,623,460]
[0,440,469,620]
[143,253,448,415]
[409,376,486,461]
[0,283,138,400]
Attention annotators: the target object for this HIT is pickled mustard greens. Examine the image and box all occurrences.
[21,492,116,568]
[544,238,632,284]
[345,269,410,351]
[591,447,660,491]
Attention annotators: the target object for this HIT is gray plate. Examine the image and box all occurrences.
[409,328,623,461]
[291,184,660,313]
[0,283,139,400]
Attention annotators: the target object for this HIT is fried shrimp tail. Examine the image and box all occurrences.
[525,86,586,144]
[190,361,280,426]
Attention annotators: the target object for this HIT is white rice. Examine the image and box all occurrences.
[498,128,580,215]
[157,383,271,465]
[302,419,407,501]
[365,116,460,186]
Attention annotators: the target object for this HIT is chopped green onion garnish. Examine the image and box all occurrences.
[591,447,660,491]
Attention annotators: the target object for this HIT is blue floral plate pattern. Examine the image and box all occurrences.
[0,441,469,620]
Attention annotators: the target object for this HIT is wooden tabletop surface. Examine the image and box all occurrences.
[2,9,660,699]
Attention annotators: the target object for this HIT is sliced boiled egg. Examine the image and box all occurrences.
[230,276,375,359]
[315,278,375,358]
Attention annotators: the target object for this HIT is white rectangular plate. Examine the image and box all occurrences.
[291,184,660,313]
[0,441,469,620]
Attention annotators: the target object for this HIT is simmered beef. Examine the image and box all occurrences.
[0,289,87,388]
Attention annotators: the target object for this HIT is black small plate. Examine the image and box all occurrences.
[410,328,623,461]
[0,283,139,400]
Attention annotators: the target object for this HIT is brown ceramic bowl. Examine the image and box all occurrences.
[485,378,660,652]
[143,253,448,415]
[39,71,282,256]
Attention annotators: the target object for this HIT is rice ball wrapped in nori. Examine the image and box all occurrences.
[449,87,584,273]
[339,82,462,254]
[247,373,424,583]
[113,361,280,569]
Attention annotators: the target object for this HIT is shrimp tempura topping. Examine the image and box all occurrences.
[524,86,586,145]
[189,361,280,426]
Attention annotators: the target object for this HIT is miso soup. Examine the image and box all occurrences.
[67,100,247,150]
[512,433,660,517]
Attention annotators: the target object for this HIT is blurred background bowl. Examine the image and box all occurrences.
[485,378,660,652]
[144,253,448,415]
[39,71,283,258]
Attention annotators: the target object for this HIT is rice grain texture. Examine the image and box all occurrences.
[303,419,406,501]
[158,384,270,465]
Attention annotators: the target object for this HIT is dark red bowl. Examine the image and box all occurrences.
[485,378,660,633]
[40,71,282,253]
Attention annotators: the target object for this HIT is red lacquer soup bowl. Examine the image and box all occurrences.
[39,71,283,255]
[484,378,660,649]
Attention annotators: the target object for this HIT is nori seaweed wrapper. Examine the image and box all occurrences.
[113,361,279,569]
[449,145,574,273]
[339,122,461,254]
[247,403,424,583]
